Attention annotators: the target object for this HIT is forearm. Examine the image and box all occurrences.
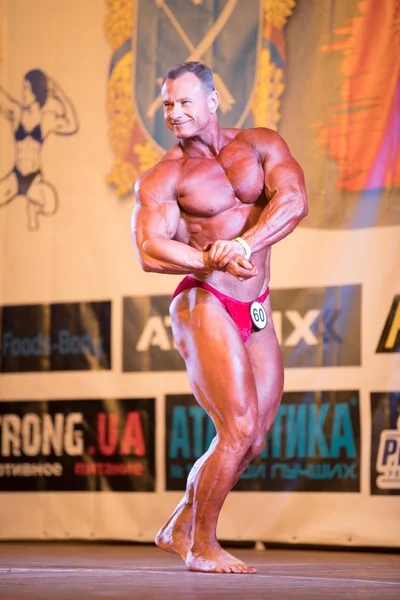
[138,238,208,275]
[61,97,78,130]
[241,192,307,254]
[52,86,78,133]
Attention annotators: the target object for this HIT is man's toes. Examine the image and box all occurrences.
[237,563,256,574]
[221,565,232,573]
[230,565,243,574]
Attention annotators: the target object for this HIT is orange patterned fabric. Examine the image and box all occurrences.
[318,0,400,191]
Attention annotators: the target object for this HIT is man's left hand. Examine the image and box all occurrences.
[226,255,257,281]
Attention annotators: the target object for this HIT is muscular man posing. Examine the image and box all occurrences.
[132,61,308,574]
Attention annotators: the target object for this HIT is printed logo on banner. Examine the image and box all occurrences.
[0,301,111,372]
[0,70,78,231]
[370,392,400,495]
[133,0,263,154]
[0,399,155,492]
[165,392,360,492]
[376,296,400,353]
[270,285,361,367]
[123,296,184,372]
[123,285,361,371]
[105,1,292,197]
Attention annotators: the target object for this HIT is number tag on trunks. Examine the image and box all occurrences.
[250,301,267,330]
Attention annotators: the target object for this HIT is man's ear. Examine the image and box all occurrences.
[208,90,220,114]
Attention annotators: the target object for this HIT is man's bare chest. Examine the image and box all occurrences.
[176,142,264,217]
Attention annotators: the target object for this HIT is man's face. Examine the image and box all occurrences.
[161,72,215,139]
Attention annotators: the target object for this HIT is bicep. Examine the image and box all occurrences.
[42,112,76,136]
[264,158,306,200]
[133,201,179,246]
[261,134,306,201]
[131,179,180,254]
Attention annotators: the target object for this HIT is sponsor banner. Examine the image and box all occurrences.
[123,285,361,371]
[0,302,111,372]
[370,392,400,495]
[270,286,361,367]
[123,295,184,372]
[165,391,360,492]
[376,295,400,353]
[0,399,155,492]
[134,0,262,152]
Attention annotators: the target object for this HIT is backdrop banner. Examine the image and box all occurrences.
[0,398,155,492]
[0,301,111,372]
[165,391,361,493]
[0,0,399,547]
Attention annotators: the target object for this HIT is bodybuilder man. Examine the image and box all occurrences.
[132,61,308,573]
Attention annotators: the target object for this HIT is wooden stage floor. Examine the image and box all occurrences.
[0,542,399,599]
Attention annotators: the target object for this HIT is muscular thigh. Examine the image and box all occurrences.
[246,295,284,431]
[170,288,259,436]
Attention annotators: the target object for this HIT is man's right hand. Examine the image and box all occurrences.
[202,250,257,280]
[201,250,216,275]
[225,256,258,281]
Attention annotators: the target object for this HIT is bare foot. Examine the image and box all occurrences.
[186,544,257,574]
[155,503,192,560]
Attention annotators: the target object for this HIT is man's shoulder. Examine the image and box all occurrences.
[135,146,183,194]
[234,127,291,160]
[144,145,183,177]
[235,127,283,145]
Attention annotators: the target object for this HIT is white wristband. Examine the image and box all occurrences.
[234,236,251,260]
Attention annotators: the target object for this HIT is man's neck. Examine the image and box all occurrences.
[179,123,228,158]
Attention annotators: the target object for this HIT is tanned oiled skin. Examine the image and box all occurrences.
[132,70,308,574]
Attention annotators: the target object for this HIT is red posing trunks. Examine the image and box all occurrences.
[171,276,270,343]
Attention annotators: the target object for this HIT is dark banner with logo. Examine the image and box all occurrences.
[376,296,400,354]
[165,391,360,492]
[0,302,111,372]
[123,295,184,371]
[271,286,361,367]
[370,392,400,495]
[0,398,155,492]
[123,285,361,372]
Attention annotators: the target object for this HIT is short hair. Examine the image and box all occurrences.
[24,69,48,107]
[162,61,215,94]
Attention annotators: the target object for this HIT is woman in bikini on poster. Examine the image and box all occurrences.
[0,69,78,230]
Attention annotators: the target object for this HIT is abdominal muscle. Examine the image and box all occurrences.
[175,199,271,302]
[198,252,271,303]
